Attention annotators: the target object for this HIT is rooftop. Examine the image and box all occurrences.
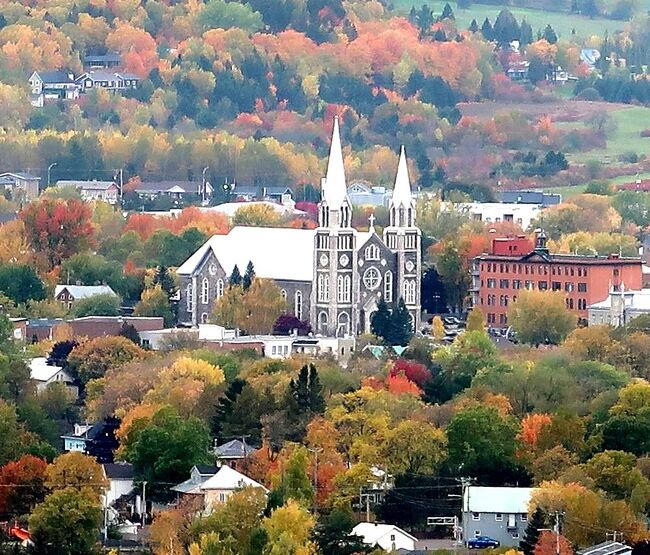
[464,486,534,513]
[199,465,267,492]
[351,523,417,545]
[215,439,257,459]
[29,357,66,382]
[33,70,75,84]
[588,288,650,310]
[577,542,632,555]
[55,285,117,299]
[103,462,134,480]
[135,180,203,194]
[57,179,117,190]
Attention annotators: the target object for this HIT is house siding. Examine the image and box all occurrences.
[464,511,528,547]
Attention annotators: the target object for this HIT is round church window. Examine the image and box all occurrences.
[363,267,381,290]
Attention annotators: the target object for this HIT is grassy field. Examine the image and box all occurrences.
[541,172,650,197]
[392,0,627,39]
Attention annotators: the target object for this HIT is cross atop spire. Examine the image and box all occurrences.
[368,213,376,231]
[391,145,413,209]
[322,116,348,209]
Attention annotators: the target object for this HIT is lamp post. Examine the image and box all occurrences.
[47,162,58,188]
[202,166,209,204]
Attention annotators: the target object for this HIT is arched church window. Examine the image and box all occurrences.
[216,279,224,299]
[384,271,393,302]
[365,245,380,261]
[294,291,303,320]
[201,278,209,304]
[186,283,194,311]
[363,267,381,290]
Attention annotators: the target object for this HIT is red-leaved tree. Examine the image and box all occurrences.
[390,359,431,388]
[0,455,47,517]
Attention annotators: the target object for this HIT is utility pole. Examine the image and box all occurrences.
[202,166,209,204]
[458,477,473,552]
[141,481,147,529]
[47,162,57,188]
[307,447,322,510]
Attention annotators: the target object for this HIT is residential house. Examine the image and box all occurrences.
[214,439,257,471]
[76,71,140,93]
[102,462,135,507]
[10,318,27,341]
[0,172,41,201]
[171,465,219,497]
[199,465,267,512]
[57,179,119,204]
[62,423,98,453]
[577,542,632,555]
[83,52,121,69]
[54,285,118,310]
[442,201,542,230]
[28,357,76,396]
[233,185,293,203]
[61,419,119,463]
[134,180,212,201]
[462,486,535,547]
[351,522,417,552]
[205,201,304,220]
[28,70,80,107]
[588,286,650,326]
[347,180,392,207]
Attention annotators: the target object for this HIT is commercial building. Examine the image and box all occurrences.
[471,234,643,328]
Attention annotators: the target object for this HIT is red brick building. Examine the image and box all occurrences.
[471,234,643,327]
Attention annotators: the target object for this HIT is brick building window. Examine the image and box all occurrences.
[538,281,548,290]
[578,283,587,292]
[552,282,561,291]
[565,282,574,292]
[487,279,496,288]
[513,280,522,289]
[499,279,509,288]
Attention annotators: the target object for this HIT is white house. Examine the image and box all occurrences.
[198,465,267,513]
[28,70,80,107]
[441,202,542,231]
[56,179,119,204]
[102,462,134,507]
[75,70,140,92]
[28,357,76,395]
[351,522,417,552]
[463,486,535,547]
[588,287,650,326]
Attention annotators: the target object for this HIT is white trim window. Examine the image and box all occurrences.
[403,280,416,304]
[294,290,303,320]
[472,513,480,521]
[365,244,380,260]
[201,278,209,304]
[216,279,224,299]
[384,271,393,302]
[186,283,194,312]
[318,274,329,302]
[495,513,503,521]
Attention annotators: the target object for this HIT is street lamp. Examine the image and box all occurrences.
[202,166,209,204]
[47,162,58,188]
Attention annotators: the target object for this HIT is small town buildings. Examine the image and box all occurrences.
[497,190,562,206]
[214,439,257,471]
[233,185,293,203]
[171,465,219,497]
[83,52,121,69]
[471,234,643,328]
[463,486,535,547]
[76,70,140,93]
[28,70,79,107]
[68,316,165,339]
[61,419,119,462]
[28,357,76,395]
[54,285,118,310]
[24,318,65,342]
[0,172,41,201]
[57,179,120,204]
[205,201,303,219]
[587,286,650,326]
[577,541,632,555]
[62,423,98,453]
[351,522,417,552]
[443,201,542,230]
[102,462,135,507]
[134,180,212,201]
[347,181,393,207]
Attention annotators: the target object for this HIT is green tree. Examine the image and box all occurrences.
[0,264,45,304]
[583,450,650,505]
[390,298,414,346]
[445,405,521,484]
[134,285,175,327]
[29,488,102,555]
[382,420,447,475]
[493,8,520,44]
[508,290,576,346]
[261,499,316,555]
[124,406,211,497]
[314,506,369,555]
[196,0,264,33]
[542,24,558,43]
[275,447,315,507]
[370,298,391,340]
[284,364,326,442]
[212,378,246,441]
[0,400,54,466]
[71,293,121,317]
[466,309,484,332]
[521,507,547,555]
[230,265,242,287]
[153,265,176,298]
[243,261,255,291]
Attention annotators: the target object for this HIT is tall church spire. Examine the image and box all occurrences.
[389,146,415,227]
[323,116,347,209]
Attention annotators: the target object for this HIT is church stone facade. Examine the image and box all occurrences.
[177,118,421,336]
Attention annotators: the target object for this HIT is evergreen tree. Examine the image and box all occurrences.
[370,298,391,340]
[519,19,533,46]
[469,18,479,33]
[243,261,255,290]
[119,323,140,345]
[229,264,242,287]
[153,265,176,298]
[284,364,325,442]
[542,24,558,44]
[480,17,494,41]
[388,298,414,346]
[212,378,246,440]
[520,508,547,555]
[441,2,455,20]
[307,364,326,414]
[434,28,447,41]
[493,9,520,44]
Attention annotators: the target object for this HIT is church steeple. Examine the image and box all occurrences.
[319,117,352,228]
[389,146,415,227]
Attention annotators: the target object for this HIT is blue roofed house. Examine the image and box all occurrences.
[29,70,80,107]
[463,486,535,547]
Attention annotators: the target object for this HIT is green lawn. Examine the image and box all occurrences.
[392,0,627,39]
[569,106,650,165]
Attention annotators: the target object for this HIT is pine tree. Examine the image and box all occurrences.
[389,298,414,346]
[153,265,176,298]
[307,364,325,414]
[434,28,447,41]
[229,264,242,287]
[469,19,479,33]
[521,508,547,555]
[542,24,558,44]
[243,261,255,291]
[370,298,391,340]
[441,2,455,20]
[119,323,140,345]
[519,19,533,46]
[493,8,520,44]
[481,17,494,41]
[212,378,246,440]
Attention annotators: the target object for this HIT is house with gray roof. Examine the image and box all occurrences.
[54,284,117,310]
[233,184,293,203]
[57,179,119,204]
[29,70,80,106]
[76,70,139,93]
[134,180,213,201]
[83,52,121,69]
[347,180,392,207]
[0,172,41,200]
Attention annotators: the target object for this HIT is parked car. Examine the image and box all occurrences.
[467,536,500,549]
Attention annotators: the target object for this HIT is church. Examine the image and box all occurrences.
[176,118,422,336]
